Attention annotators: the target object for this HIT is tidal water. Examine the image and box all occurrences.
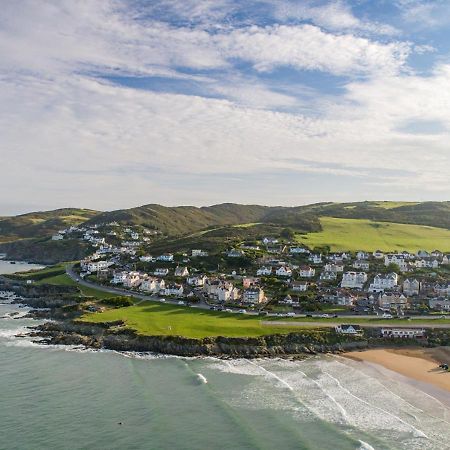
[0,259,44,275]
[1,265,450,449]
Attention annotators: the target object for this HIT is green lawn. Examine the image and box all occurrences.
[296,217,450,252]
[35,272,115,299]
[81,301,321,338]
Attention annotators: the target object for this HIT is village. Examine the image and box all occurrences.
[52,221,450,328]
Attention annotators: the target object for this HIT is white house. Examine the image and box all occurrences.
[140,277,165,293]
[289,247,310,255]
[52,233,64,241]
[276,266,292,277]
[369,273,398,292]
[308,254,322,264]
[187,275,208,287]
[442,255,449,265]
[111,271,128,284]
[157,253,174,262]
[139,255,154,263]
[353,260,370,270]
[299,266,315,278]
[341,272,367,289]
[335,324,362,335]
[291,281,308,292]
[163,283,184,297]
[123,271,143,288]
[154,268,169,277]
[356,251,369,260]
[86,260,110,272]
[378,293,408,309]
[381,328,425,338]
[174,266,189,277]
[242,287,265,304]
[429,298,450,311]
[263,237,278,245]
[320,271,337,281]
[324,263,344,273]
[227,249,244,258]
[403,279,420,296]
[373,250,384,259]
[191,249,209,257]
[384,254,408,272]
[256,266,272,276]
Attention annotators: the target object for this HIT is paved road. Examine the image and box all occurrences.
[263,321,450,329]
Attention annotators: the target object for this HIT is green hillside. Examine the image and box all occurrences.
[0,208,99,241]
[296,217,450,252]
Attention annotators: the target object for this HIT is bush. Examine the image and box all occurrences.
[102,296,134,308]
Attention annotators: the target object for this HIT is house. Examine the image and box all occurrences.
[263,237,278,245]
[429,298,450,311]
[86,260,111,272]
[308,254,322,264]
[111,271,128,284]
[187,275,208,287]
[373,250,384,259]
[123,271,143,288]
[442,255,449,265]
[256,266,272,276]
[139,255,154,263]
[341,272,367,289]
[140,277,165,293]
[417,250,430,258]
[242,287,265,304]
[378,293,408,309]
[191,249,209,257]
[290,247,310,255]
[335,324,362,335]
[299,266,315,278]
[242,277,260,288]
[356,251,369,260]
[275,266,292,277]
[324,263,344,273]
[328,253,350,262]
[130,232,139,240]
[403,279,420,296]
[154,268,169,277]
[381,328,425,339]
[163,283,184,297]
[291,281,308,292]
[320,271,337,281]
[267,245,286,254]
[384,254,408,272]
[157,253,174,262]
[51,233,64,241]
[227,249,244,258]
[353,260,370,270]
[205,280,239,302]
[369,273,398,292]
[174,266,189,277]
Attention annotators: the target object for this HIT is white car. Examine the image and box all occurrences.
[159,298,166,303]
[178,300,185,305]
[382,313,393,319]
[320,314,330,318]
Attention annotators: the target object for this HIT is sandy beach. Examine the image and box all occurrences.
[345,346,450,393]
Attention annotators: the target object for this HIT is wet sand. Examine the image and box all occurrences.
[345,347,450,393]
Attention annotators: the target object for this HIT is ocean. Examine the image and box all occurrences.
[1,264,450,449]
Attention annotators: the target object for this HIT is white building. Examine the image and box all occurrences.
[111,271,128,284]
[320,271,337,281]
[191,249,209,257]
[308,254,322,264]
[299,266,315,278]
[369,273,398,293]
[356,251,369,260]
[378,293,408,309]
[256,266,272,276]
[157,253,174,262]
[324,263,344,273]
[51,234,64,241]
[384,254,408,272]
[123,271,143,288]
[139,255,154,263]
[154,268,169,277]
[174,266,189,277]
[335,324,362,335]
[373,250,384,259]
[276,266,292,277]
[353,260,370,270]
[340,272,367,289]
[163,283,184,297]
[381,328,425,338]
[140,277,165,293]
[403,279,420,296]
[291,281,308,292]
[242,287,265,304]
[289,247,310,254]
[187,275,208,287]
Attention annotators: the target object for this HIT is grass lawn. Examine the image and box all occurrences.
[81,301,323,338]
[296,217,450,252]
[35,272,115,299]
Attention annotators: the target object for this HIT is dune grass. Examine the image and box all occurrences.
[296,217,450,252]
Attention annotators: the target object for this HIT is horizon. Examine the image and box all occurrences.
[1,199,439,217]
[1,1,449,214]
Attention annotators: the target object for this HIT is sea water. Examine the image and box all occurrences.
[1,268,450,449]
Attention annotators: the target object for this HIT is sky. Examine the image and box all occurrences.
[1,0,449,215]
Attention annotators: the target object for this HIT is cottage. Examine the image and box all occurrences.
[243,277,260,288]
[341,271,367,289]
[291,281,308,292]
[381,328,425,338]
[353,260,370,270]
[256,266,272,276]
[335,324,362,335]
[187,275,208,287]
[191,249,209,257]
[276,266,292,277]
[157,253,174,262]
[227,249,244,258]
[174,266,189,277]
[308,254,322,264]
[289,247,310,255]
[299,266,315,278]
[154,268,169,277]
[320,271,337,281]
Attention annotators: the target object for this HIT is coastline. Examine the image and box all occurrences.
[345,347,450,394]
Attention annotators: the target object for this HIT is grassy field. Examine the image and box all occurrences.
[296,217,450,252]
[81,301,320,338]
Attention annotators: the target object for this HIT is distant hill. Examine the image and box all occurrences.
[0,208,100,241]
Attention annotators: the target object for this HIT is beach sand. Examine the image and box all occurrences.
[345,346,450,393]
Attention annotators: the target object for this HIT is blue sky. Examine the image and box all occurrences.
[0,0,449,214]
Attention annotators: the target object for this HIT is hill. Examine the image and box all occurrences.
[0,208,100,242]
[296,217,450,252]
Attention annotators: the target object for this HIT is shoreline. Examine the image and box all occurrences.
[345,347,450,394]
